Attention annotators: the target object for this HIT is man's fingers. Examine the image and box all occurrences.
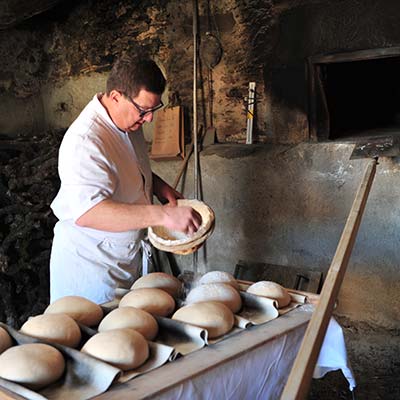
[192,210,202,228]
[184,218,201,236]
[181,208,202,234]
[185,213,201,235]
[162,204,203,234]
[168,197,178,206]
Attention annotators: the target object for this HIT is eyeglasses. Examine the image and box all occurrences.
[123,93,164,118]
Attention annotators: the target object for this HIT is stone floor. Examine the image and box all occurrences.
[308,316,400,400]
[309,368,400,400]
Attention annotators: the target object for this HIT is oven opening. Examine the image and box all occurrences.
[308,48,400,141]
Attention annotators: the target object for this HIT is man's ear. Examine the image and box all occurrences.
[109,90,122,104]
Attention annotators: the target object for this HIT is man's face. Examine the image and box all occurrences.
[117,89,163,133]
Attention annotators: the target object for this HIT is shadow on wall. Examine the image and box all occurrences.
[0,73,108,137]
[266,65,309,143]
[0,94,46,137]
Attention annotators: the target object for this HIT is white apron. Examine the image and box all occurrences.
[50,222,151,304]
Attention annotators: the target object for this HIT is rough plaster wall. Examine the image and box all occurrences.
[0,93,45,135]
[0,0,275,143]
[2,0,400,143]
[203,1,274,142]
[41,73,108,129]
[151,144,400,329]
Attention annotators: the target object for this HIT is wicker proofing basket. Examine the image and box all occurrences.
[148,199,215,255]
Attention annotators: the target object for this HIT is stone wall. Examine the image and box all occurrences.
[2,1,400,143]
[0,0,275,143]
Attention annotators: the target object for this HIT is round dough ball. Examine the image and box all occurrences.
[119,288,175,317]
[81,329,149,371]
[246,281,291,308]
[131,272,183,298]
[0,327,13,354]
[98,307,158,341]
[45,296,103,327]
[172,301,234,338]
[20,314,81,348]
[186,283,242,313]
[0,343,65,390]
[198,271,239,290]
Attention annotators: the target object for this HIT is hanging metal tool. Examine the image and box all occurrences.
[201,31,221,147]
[201,32,223,70]
[200,0,223,147]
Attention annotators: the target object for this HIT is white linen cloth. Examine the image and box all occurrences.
[150,316,309,400]
[146,314,355,399]
[313,317,356,391]
[50,94,153,304]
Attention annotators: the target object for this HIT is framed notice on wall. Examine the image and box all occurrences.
[150,106,185,160]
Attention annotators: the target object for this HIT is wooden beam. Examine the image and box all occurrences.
[309,46,400,64]
[281,158,377,400]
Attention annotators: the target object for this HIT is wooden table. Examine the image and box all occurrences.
[0,307,312,400]
[94,307,311,400]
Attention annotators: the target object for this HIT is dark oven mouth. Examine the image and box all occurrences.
[308,47,400,142]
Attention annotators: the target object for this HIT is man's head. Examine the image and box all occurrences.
[106,55,166,98]
[104,55,166,132]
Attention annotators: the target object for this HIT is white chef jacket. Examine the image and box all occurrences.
[50,94,153,304]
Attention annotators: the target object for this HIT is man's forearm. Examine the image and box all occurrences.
[76,199,166,232]
[152,172,182,205]
[152,172,166,200]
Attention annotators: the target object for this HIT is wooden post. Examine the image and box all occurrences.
[281,158,377,400]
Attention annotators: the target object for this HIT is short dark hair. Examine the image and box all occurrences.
[106,55,166,97]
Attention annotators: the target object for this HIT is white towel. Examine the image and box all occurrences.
[314,317,356,391]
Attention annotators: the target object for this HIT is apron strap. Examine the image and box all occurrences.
[140,238,153,275]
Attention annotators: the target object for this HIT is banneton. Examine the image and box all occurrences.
[148,199,215,253]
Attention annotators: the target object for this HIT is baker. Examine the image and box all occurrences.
[49,54,202,304]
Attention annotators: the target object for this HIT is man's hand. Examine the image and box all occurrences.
[161,204,202,235]
[153,173,183,205]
